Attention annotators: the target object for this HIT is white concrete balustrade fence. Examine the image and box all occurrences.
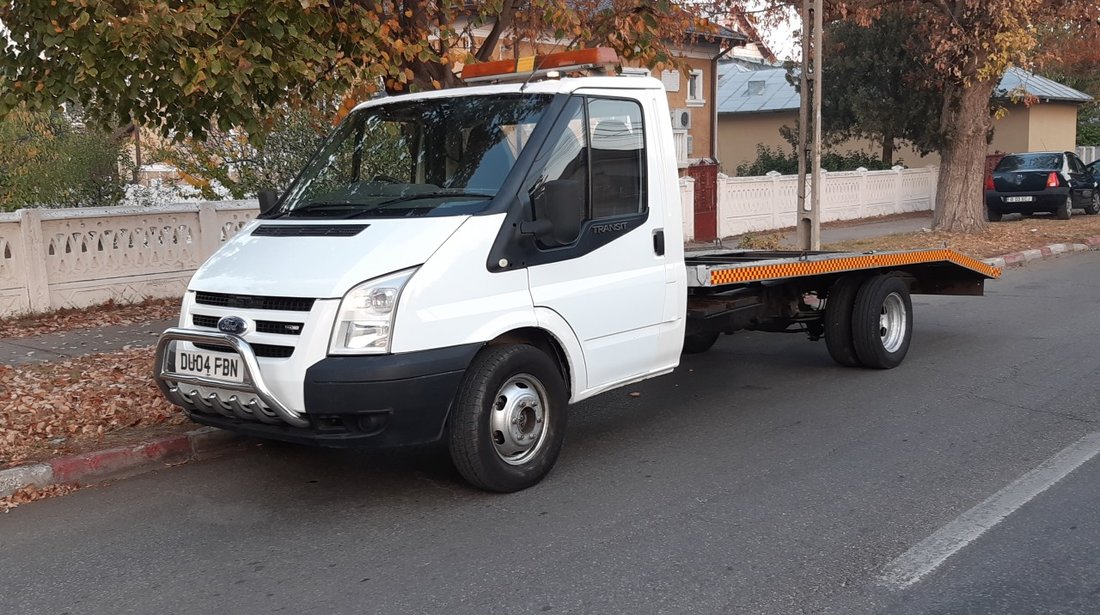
[707,166,939,241]
[0,201,258,318]
[0,167,936,317]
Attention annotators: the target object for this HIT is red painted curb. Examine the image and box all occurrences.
[48,434,194,484]
[991,236,1100,269]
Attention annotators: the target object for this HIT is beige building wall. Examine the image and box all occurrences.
[1025,103,1079,152]
[716,112,792,173]
[989,105,1031,154]
[716,111,938,175]
[719,100,1083,175]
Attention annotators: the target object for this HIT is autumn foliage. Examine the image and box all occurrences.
[0,0,721,139]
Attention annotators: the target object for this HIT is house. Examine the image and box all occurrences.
[714,65,1094,175]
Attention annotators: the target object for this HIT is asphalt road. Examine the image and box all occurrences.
[3,252,1100,615]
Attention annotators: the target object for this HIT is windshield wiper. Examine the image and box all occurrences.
[277,201,365,218]
[377,190,494,206]
[343,190,493,218]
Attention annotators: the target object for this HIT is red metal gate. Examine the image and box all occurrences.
[686,162,718,242]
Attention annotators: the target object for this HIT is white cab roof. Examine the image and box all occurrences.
[352,76,665,113]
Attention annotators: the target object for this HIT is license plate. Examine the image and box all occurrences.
[1005,196,1033,203]
[175,349,243,383]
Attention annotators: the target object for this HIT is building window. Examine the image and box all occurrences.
[687,70,705,107]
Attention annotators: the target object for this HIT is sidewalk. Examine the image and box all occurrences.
[0,318,176,366]
[777,213,934,247]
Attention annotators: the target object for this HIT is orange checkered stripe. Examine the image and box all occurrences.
[707,249,1001,286]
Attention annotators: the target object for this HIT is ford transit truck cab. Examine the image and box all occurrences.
[154,50,1000,492]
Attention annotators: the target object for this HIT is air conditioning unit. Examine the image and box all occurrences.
[670,108,692,130]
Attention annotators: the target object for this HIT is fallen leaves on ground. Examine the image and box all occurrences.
[0,484,78,513]
[0,346,185,467]
[824,215,1100,258]
[0,298,180,340]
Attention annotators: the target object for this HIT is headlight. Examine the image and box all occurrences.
[329,268,417,355]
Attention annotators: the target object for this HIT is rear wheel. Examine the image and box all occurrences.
[447,344,568,492]
[1055,196,1073,220]
[851,275,913,369]
[987,207,1003,222]
[682,330,721,354]
[1084,193,1100,215]
[824,276,864,367]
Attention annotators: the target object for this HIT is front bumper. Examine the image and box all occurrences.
[154,328,482,448]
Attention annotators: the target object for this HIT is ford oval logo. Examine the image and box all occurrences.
[217,316,249,335]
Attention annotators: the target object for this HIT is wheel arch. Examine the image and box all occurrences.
[486,326,582,402]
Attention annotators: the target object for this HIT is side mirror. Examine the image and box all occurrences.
[257,189,280,215]
[529,179,584,246]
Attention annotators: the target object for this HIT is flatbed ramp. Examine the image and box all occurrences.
[686,248,1001,293]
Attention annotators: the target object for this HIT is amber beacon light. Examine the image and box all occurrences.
[462,48,621,83]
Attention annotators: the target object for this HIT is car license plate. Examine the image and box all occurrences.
[1005,196,1033,203]
[175,349,243,383]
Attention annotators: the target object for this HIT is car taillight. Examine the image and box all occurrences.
[985,174,995,191]
[1047,172,1060,188]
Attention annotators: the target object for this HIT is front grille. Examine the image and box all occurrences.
[194,342,295,359]
[192,314,304,335]
[195,292,314,312]
[252,224,369,237]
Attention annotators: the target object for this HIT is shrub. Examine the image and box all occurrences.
[734,145,900,177]
[0,108,127,211]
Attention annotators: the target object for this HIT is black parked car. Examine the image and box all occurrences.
[985,151,1100,221]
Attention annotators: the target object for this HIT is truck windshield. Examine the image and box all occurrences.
[274,94,552,219]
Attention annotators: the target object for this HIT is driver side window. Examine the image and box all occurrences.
[528,96,647,247]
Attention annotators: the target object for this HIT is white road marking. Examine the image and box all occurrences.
[880,431,1100,589]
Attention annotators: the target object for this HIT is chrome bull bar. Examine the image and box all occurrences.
[153,327,309,428]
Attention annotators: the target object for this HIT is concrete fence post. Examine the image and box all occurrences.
[855,167,868,219]
[766,171,781,229]
[18,208,51,313]
[892,166,904,214]
[197,202,221,259]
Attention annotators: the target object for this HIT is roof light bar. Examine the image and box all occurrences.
[462,48,620,83]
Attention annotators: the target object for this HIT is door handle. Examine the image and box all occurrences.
[653,229,665,256]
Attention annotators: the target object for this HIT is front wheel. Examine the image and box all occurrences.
[682,330,721,354]
[1084,193,1100,215]
[447,344,568,492]
[1055,196,1073,220]
[851,275,913,369]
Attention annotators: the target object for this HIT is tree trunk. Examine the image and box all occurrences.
[881,133,894,166]
[933,78,997,232]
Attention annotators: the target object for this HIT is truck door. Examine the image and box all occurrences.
[524,94,668,391]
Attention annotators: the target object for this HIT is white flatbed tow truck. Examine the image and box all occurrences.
[154,49,1000,491]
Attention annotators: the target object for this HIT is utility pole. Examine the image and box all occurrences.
[796,0,823,251]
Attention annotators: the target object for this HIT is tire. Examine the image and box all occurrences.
[447,344,568,492]
[1084,193,1100,215]
[682,330,720,354]
[851,275,913,369]
[1055,196,1072,220]
[986,207,1002,222]
[824,276,863,367]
